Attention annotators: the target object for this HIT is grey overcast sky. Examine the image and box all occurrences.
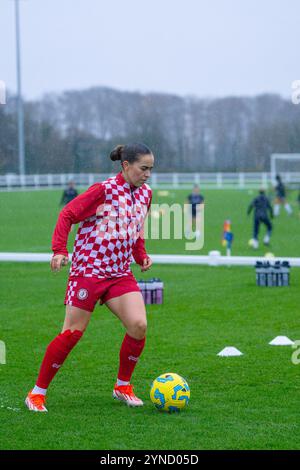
[0,0,299,100]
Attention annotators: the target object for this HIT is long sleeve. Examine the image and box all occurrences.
[268,200,274,218]
[132,192,152,265]
[247,200,254,215]
[132,235,148,266]
[52,183,105,257]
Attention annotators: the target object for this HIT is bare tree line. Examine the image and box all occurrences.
[1,87,300,174]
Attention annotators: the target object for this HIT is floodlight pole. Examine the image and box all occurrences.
[15,0,25,176]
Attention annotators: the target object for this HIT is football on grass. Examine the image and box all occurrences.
[150,372,190,412]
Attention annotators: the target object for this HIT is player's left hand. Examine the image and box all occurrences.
[141,256,152,272]
[51,254,69,273]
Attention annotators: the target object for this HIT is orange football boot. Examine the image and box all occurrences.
[113,384,143,407]
[25,391,48,412]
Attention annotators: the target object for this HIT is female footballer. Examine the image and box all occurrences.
[25,143,154,412]
[274,174,292,216]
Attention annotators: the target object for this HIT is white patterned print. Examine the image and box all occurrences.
[70,176,152,279]
[65,280,78,306]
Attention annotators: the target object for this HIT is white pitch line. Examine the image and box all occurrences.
[0,403,20,412]
[1,252,300,267]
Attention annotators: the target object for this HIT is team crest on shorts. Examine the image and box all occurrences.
[77,288,89,300]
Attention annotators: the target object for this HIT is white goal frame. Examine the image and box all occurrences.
[271,153,300,184]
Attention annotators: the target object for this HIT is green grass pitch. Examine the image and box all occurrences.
[0,188,300,450]
[0,188,299,256]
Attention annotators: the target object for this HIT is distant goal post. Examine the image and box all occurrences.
[270,154,300,187]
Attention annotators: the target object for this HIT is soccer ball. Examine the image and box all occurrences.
[248,238,258,249]
[150,372,190,412]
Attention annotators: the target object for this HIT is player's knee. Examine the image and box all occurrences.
[131,319,147,339]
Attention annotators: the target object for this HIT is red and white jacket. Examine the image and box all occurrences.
[52,172,152,279]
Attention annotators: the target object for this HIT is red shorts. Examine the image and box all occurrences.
[64,273,141,312]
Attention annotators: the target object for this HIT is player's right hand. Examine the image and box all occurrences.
[50,254,69,273]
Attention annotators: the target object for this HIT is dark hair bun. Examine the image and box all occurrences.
[110,145,124,161]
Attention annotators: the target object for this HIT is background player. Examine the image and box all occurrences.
[273,174,292,216]
[247,189,273,249]
[60,180,79,206]
[25,143,154,412]
[186,184,205,238]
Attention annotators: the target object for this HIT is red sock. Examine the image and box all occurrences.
[36,329,83,389]
[117,333,146,382]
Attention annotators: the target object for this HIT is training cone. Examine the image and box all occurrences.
[269,336,294,346]
[217,347,243,357]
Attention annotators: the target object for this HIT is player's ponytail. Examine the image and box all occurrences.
[110,143,152,164]
[110,145,124,161]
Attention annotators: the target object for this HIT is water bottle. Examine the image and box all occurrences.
[145,280,154,304]
[157,278,164,304]
[150,278,157,304]
[153,278,164,304]
[262,262,271,287]
[266,262,274,287]
[274,261,282,287]
[151,278,157,304]
[281,261,290,287]
[260,262,268,287]
[255,262,263,286]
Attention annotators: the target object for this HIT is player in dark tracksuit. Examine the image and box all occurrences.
[186,185,205,238]
[247,189,273,249]
[60,181,79,232]
[274,174,292,216]
[188,187,205,218]
[60,181,79,206]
